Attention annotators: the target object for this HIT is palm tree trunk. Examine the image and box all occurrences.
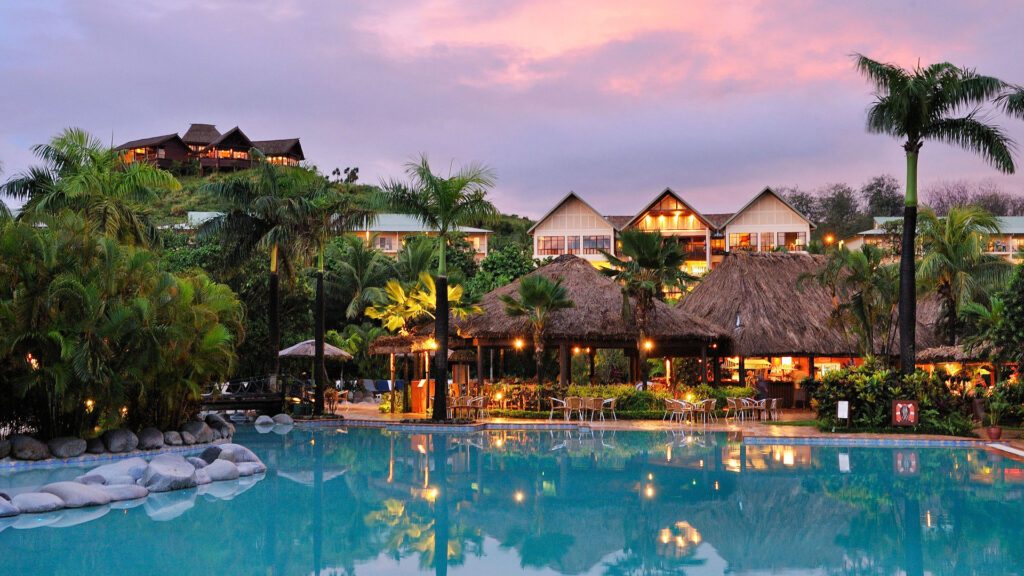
[899,148,919,376]
[314,248,326,416]
[534,328,544,389]
[269,245,281,380]
[432,274,449,421]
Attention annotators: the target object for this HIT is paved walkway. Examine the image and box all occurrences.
[328,402,984,444]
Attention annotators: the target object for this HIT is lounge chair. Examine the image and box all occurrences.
[601,398,618,421]
[549,397,567,421]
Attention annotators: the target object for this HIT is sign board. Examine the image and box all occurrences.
[837,401,849,420]
[894,451,919,475]
[838,453,851,473]
[892,400,918,427]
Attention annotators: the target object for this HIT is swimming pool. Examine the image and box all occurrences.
[2,426,1021,575]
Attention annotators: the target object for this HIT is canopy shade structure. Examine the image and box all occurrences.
[455,254,729,355]
[679,252,941,358]
[278,340,353,360]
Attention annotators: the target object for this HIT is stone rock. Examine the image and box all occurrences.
[194,468,212,486]
[254,415,274,426]
[0,439,10,459]
[48,506,110,528]
[47,436,87,459]
[217,443,260,464]
[11,435,50,461]
[272,424,293,435]
[86,438,106,454]
[144,490,195,521]
[163,431,183,446]
[101,429,139,453]
[40,481,112,508]
[181,421,214,444]
[137,427,164,450]
[0,497,18,518]
[210,428,222,441]
[205,459,240,482]
[272,413,294,426]
[105,475,138,486]
[205,413,235,438]
[186,457,208,469]
[12,492,64,514]
[80,457,149,485]
[96,484,148,502]
[141,454,197,493]
[76,474,107,486]
[180,431,196,445]
[237,461,267,477]
[199,446,222,464]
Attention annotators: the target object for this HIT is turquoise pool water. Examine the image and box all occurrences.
[2,426,1022,575]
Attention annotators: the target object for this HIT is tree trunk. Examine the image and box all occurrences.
[314,266,326,416]
[899,147,919,376]
[534,327,545,390]
[638,332,649,391]
[431,275,450,421]
[432,434,450,576]
[269,245,281,380]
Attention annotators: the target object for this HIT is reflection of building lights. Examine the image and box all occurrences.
[925,510,932,528]
[417,443,426,454]
[644,484,655,499]
[514,490,525,503]
[424,487,439,502]
[513,338,525,350]
[714,481,720,491]
[659,528,672,544]
[647,473,653,481]
[699,459,704,468]
[494,438,504,448]
[783,448,795,467]
[310,438,316,447]
[666,445,672,462]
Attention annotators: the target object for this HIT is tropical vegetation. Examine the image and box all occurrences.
[499,275,575,390]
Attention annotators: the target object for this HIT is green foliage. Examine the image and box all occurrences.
[500,275,574,386]
[566,384,670,411]
[466,243,536,297]
[0,214,244,438]
[812,361,974,436]
[990,265,1024,365]
[326,323,387,383]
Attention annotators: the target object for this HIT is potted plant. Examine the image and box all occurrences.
[985,387,1009,440]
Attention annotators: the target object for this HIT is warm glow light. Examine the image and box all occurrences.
[684,392,695,402]
[119,406,128,418]
[424,338,438,351]
[310,438,316,447]
[647,473,653,481]
[824,234,835,245]
[659,528,672,544]
[494,438,504,448]
[572,346,581,354]
[514,490,525,503]
[644,484,655,499]
[783,448,795,467]
[781,356,793,367]
[643,340,654,351]
[25,353,40,371]
[513,338,525,350]
[713,481,720,491]
[84,399,95,413]
[424,487,439,502]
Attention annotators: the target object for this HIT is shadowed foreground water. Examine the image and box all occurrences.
[2,426,1023,575]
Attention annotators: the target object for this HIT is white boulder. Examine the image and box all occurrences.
[12,492,64,514]
[40,481,112,508]
[141,454,197,492]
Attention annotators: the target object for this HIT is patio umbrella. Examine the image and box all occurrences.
[278,340,353,360]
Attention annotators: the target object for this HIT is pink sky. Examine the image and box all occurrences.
[1,0,1023,217]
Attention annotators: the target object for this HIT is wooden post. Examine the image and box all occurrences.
[559,344,570,389]
[589,349,597,385]
[476,344,485,396]
[701,346,709,384]
[808,356,816,380]
[712,352,721,386]
[739,356,747,387]
[665,358,672,389]
[389,353,397,414]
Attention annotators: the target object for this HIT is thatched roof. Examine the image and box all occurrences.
[252,138,304,159]
[455,255,727,351]
[368,333,420,355]
[917,343,998,363]
[116,133,183,150]
[278,339,352,360]
[680,252,941,358]
[182,123,220,145]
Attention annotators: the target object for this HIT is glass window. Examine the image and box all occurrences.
[376,236,394,252]
[583,235,612,254]
[537,236,565,256]
[566,236,581,255]
[760,232,775,252]
[729,233,756,251]
[777,232,807,251]
[711,238,726,256]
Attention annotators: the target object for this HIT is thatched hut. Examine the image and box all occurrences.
[679,252,942,397]
[454,254,730,387]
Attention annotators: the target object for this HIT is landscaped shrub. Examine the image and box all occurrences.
[566,384,670,411]
[813,360,974,436]
[677,384,755,409]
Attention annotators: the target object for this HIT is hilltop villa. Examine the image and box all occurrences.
[353,214,491,261]
[116,123,305,173]
[528,187,814,274]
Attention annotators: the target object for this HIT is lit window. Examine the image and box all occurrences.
[537,236,565,256]
[759,232,775,252]
[582,235,611,254]
[729,233,756,251]
[566,236,581,254]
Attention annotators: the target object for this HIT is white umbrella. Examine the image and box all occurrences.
[278,340,353,360]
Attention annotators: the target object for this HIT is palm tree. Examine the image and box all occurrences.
[329,235,393,320]
[499,275,574,390]
[199,152,310,380]
[917,206,1010,345]
[1,127,179,246]
[601,230,695,388]
[295,179,375,416]
[395,235,437,283]
[377,155,498,420]
[854,55,1020,374]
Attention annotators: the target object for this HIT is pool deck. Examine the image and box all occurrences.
[309,403,1002,449]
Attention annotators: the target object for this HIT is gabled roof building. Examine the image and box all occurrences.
[116,123,305,173]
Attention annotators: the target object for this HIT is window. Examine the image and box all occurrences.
[156,148,166,159]
[777,232,807,251]
[729,233,756,251]
[711,238,726,256]
[566,236,581,255]
[759,232,775,252]
[376,236,394,252]
[583,235,611,254]
[537,236,565,255]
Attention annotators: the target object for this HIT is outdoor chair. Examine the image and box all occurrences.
[699,398,718,424]
[768,398,779,421]
[724,397,738,422]
[565,397,585,421]
[670,400,695,424]
[662,398,678,421]
[471,396,489,418]
[602,398,618,421]
[583,397,604,421]
[549,397,568,421]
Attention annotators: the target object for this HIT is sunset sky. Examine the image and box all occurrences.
[2,0,1023,217]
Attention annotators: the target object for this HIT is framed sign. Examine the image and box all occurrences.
[894,451,919,475]
[892,400,918,426]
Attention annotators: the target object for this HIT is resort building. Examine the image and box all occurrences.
[845,216,1024,261]
[353,213,492,261]
[528,187,814,274]
[117,123,305,173]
